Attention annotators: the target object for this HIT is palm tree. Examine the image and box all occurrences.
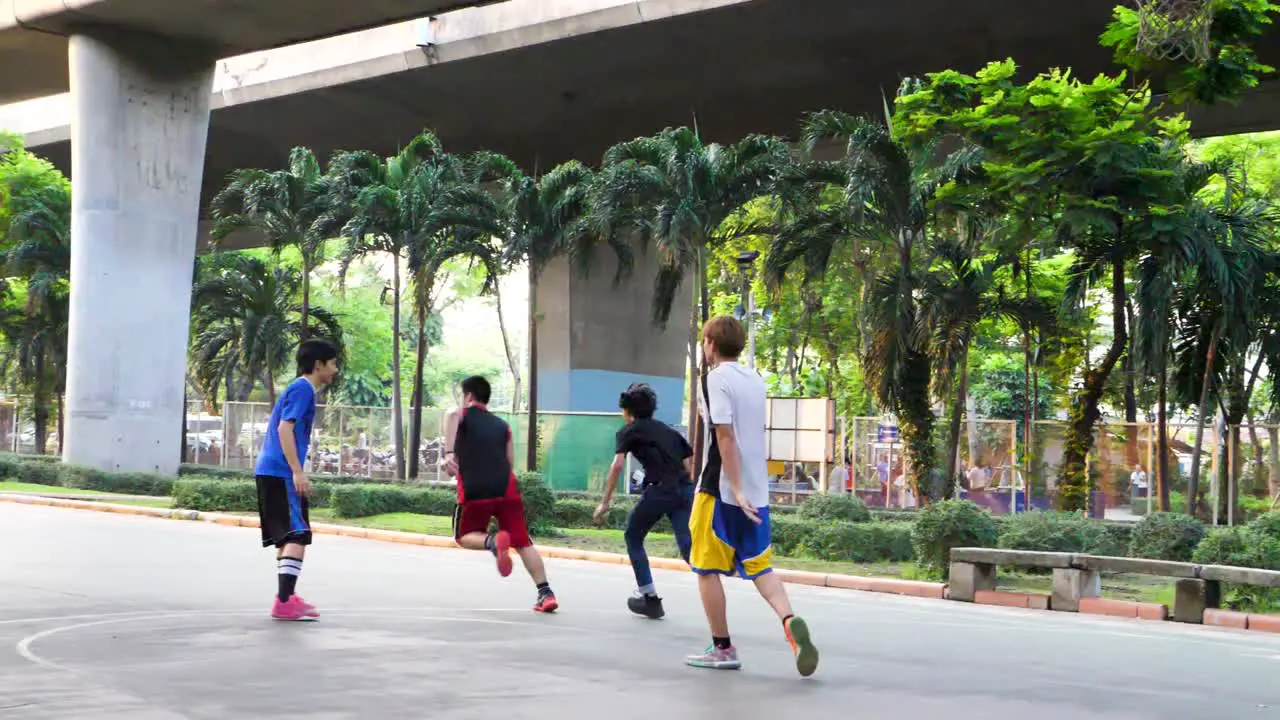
[501,160,598,470]
[399,148,508,478]
[1134,159,1274,517]
[594,127,789,450]
[315,132,447,480]
[190,254,341,405]
[0,175,70,454]
[785,112,979,502]
[916,234,1052,496]
[210,147,328,339]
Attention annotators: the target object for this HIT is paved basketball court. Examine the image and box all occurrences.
[2,503,1279,719]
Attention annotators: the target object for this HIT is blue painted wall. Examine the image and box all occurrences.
[538,369,684,427]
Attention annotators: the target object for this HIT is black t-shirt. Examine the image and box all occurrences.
[456,406,513,501]
[616,418,693,489]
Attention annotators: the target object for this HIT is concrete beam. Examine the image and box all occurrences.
[0,0,510,102]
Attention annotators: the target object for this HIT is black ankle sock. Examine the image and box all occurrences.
[536,582,551,596]
[713,636,732,650]
[484,532,496,554]
[782,614,795,627]
[278,556,303,602]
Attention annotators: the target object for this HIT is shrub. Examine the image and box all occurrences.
[58,465,174,496]
[798,493,871,523]
[172,479,258,512]
[518,472,556,533]
[1128,512,1205,561]
[16,458,61,486]
[997,511,1111,554]
[911,500,999,578]
[178,464,250,480]
[550,499,598,528]
[770,516,913,563]
[1248,511,1280,544]
[1097,522,1134,557]
[1191,526,1280,611]
[329,484,453,518]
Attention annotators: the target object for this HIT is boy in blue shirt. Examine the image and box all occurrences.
[255,339,339,621]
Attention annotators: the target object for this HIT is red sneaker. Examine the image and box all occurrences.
[533,592,558,613]
[494,531,513,577]
[271,595,317,621]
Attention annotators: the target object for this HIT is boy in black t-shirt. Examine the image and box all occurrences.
[594,383,694,619]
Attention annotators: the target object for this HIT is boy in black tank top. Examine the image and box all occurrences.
[444,375,557,613]
[594,383,695,619]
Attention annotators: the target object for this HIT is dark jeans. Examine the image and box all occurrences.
[625,482,694,590]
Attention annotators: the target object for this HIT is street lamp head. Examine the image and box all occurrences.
[735,250,761,267]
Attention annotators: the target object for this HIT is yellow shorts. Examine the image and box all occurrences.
[688,490,773,579]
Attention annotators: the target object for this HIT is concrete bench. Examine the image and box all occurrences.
[948,548,1280,624]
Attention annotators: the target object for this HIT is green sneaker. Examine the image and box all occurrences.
[685,644,741,670]
[785,616,819,677]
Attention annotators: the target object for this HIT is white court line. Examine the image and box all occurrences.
[14,607,585,672]
[0,611,160,626]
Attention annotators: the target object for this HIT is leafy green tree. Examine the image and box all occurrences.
[210,147,329,339]
[190,254,341,406]
[0,137,70,453]
[1101,0,1279,105]
[894,61,1194,510]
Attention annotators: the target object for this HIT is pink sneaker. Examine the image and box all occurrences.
[272,595,318,621]
[293,596,320,619]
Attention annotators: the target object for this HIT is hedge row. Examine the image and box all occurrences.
[0,453,176,496]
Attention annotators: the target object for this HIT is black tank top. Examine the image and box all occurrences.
[456,406,512,501]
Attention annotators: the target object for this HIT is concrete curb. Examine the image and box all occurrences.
[0,493,948,600]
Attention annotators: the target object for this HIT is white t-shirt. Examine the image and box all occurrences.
[700,361,770,509]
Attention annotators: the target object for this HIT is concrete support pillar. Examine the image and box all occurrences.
[1050,568,1101,612]
[535,246,691,428]
[947,561,997,602]
[1172,578,1221,624]
[63,30,215,474]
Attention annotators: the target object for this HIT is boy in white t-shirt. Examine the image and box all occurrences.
[685,315,819,678]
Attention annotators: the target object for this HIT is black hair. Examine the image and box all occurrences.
[618,383,657,419]
[296,339,338,376]
[461,375,492,405]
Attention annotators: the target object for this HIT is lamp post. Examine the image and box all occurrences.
[735,250,760,368]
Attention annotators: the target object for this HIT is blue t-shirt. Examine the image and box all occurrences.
[255,377,317,478]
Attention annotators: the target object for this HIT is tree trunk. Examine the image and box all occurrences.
[494,280,522,414]
[1058,257,1128,512]
[408,301,428,479]
[526,267,540,472]
[689,248,709,474]
[390,251,406,481]
[1123,299,1139,467]
[1156,341,1171,512]
[1268,424,1279,499]
[300,267,311,340]
[944,351,969,499]
[1187,318,1222,517]
[33,351,48,455]
[265,369,276,405]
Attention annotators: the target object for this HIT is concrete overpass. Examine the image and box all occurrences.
[0,0,510,103]
[4,0,1279,472]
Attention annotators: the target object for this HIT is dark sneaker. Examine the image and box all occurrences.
[627,592,665,619]
[784,616,819,677]
[533,592,559,613]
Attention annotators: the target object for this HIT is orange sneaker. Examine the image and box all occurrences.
[784,616,818,677]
